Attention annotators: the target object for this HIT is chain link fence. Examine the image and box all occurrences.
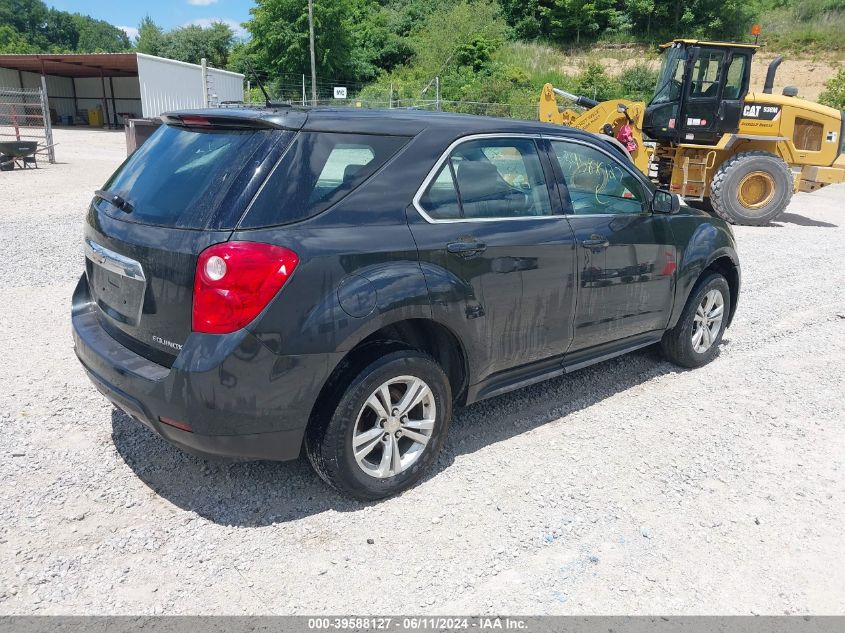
[238,96,538,120]
[239,72,541,120]
[0,87,55,164]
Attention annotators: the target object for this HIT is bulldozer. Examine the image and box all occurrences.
[538,39,845,225]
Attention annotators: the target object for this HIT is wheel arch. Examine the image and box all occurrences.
[700,255,740,327]
[672,223,740,331]
[306,317,470,443]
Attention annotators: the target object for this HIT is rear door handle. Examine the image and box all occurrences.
[581,235,609,249]
[447,241,487,257]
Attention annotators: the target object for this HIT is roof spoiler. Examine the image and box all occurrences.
[763,56,783,94]
[161,114,275,129]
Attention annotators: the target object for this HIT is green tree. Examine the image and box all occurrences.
[0,0,136,53]
[499,0,543,39]
[409,0,508,78]
[0,23,37,53]
[347,1,413,80]
[0,0,48,42]
[44,8,79,51]
[539,0,622,44]
[71,14,131,52]
[136,16,165,56]
[160,22,234,67]
[245,0,356,88]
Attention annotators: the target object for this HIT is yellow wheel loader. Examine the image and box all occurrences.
[539,39,845,225]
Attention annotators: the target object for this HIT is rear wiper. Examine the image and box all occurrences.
[94,189,134,213]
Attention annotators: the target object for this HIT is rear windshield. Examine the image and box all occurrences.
[98,124,276,229]
[239,131,409,228]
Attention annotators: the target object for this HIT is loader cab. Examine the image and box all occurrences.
[643,40,757,145]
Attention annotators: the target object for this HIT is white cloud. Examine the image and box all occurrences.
[187,0,219,5]
[118,25,139,41]
[185,18,246,38]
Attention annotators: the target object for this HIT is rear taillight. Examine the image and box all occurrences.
[192,242,299,334]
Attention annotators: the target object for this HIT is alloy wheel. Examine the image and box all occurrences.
[692,289,725,353]
[352,376,436,479]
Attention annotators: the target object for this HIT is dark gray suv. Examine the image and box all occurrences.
[72,107,740,500]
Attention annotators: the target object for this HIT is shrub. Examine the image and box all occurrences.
[575,62,620,102]
[618,63,658,103]
[819,67,845,110]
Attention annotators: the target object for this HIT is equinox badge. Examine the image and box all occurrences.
[152,335,182,351]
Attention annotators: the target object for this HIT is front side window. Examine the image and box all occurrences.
[418,138,552,220]
[551,141,647,215]
[241,132,409,228]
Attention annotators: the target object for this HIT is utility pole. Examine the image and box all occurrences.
[308,0,317,105]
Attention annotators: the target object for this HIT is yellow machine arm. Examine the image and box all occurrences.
[539,83,651,174]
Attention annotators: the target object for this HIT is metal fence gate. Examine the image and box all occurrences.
[0,86,55,163]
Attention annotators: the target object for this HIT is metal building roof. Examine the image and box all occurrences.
[0,54,139,78]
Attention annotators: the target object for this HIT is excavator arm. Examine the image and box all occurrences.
[539,83,651,174]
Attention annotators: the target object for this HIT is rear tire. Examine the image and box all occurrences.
[710,150,793,225]
[661,273,730,368]
[305,350,452,501]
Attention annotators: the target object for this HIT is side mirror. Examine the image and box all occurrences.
[652,189,680,214]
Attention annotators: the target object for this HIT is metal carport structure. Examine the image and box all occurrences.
[0,53,245,128]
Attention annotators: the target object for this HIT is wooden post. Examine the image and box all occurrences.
[71,77,78,123]
[109,76,118,127]
[99,68,110,128]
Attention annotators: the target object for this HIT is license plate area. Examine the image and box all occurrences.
[84,239,146,326]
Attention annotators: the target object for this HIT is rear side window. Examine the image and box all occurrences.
[417,138,553,220]
[100,124,275,229]
[240,132,409,228]
[418,164,461,220]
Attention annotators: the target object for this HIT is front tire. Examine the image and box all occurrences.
[305,350,452,501]
[661,273,731,368]
[710,150,793,225]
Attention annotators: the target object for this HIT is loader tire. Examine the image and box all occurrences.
[709,151,793,226]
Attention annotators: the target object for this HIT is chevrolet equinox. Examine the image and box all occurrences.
[72,107,740,500]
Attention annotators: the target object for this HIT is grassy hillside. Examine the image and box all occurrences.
[761,1,845,53]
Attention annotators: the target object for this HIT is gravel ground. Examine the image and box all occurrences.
[1,128,843,615]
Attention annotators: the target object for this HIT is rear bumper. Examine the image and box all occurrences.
[82,365,306,461]
[72,276,336,462]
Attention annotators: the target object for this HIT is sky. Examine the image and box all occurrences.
[45,0,254,41]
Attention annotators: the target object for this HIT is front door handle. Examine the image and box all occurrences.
[447,241,487,257]
[581,235,610,249]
